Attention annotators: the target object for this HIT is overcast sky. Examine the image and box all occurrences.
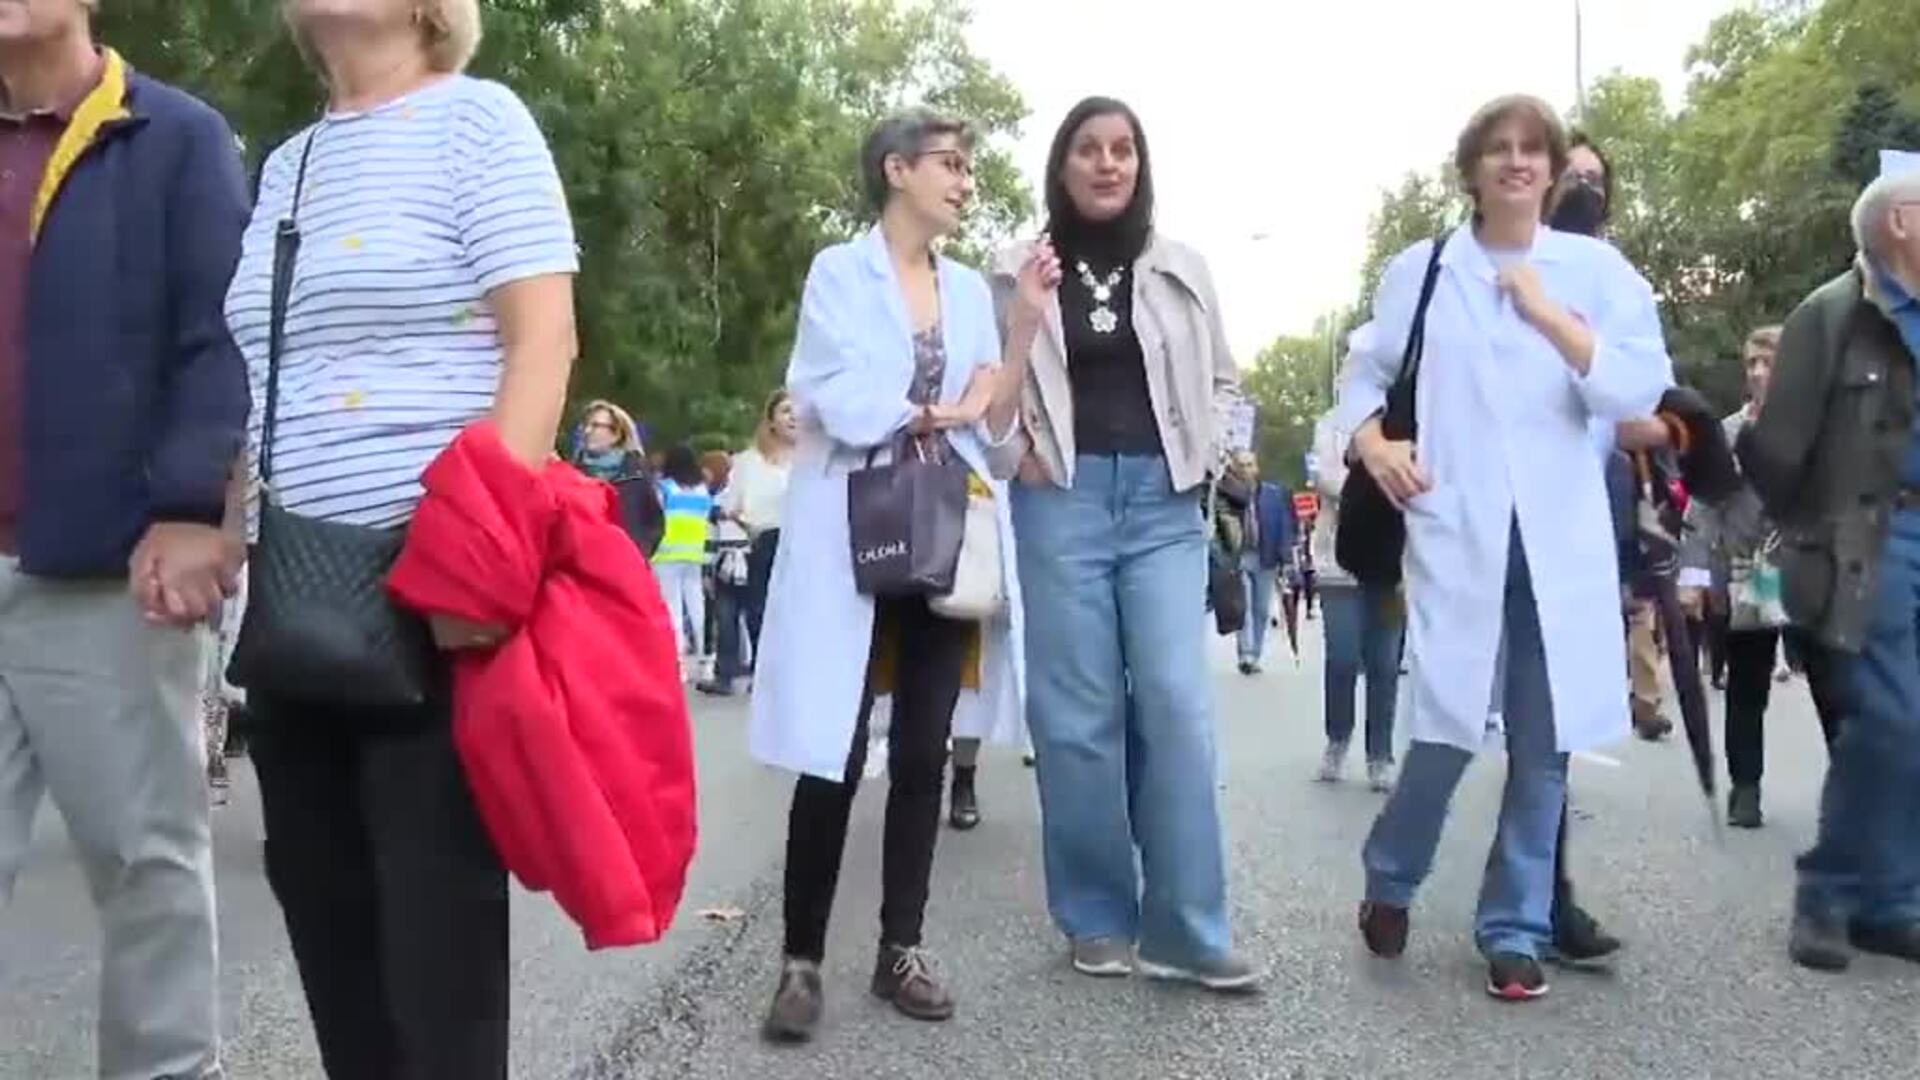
[963,0,1743,357]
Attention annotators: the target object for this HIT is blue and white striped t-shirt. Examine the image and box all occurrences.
[225,75,579,528]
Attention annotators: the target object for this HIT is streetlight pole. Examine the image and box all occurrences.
[1574,0,1587,118]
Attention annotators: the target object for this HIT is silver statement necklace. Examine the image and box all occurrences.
[1076,260,1124,334]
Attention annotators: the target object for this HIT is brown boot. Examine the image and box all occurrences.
[870,944,954,1021]
[761,959,823,1043]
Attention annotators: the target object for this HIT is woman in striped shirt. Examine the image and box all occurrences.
[222,2,578,1075]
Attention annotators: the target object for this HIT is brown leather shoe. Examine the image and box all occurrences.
[761,959,824,1043]
[1359,900,1410,959]
[870,944,955,1021]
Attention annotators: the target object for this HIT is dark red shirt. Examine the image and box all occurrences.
[0,60,100,554]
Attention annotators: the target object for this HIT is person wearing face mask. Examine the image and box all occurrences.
[751,109,1050,1041]
[1346,96,1672,1002]
[1554,134,1678,742]
[988,97,1260,993]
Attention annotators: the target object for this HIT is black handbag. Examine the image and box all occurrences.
[1335,234,1449,587]
[1205,483,1248,637]
[846,433,969,598]
[226,133,439,710]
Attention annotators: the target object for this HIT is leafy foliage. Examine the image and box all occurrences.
[1290,0,1920,426]
[97,0,1031,448]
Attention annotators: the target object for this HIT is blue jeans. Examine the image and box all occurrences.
[1237,552,1274,663]
[1795,514,1920,928]
[1320,582,1403,761]
[1013,455,1233,966]
[1362,524,1568,959]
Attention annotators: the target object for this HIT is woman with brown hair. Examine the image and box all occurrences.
[1343,94,1671,1001]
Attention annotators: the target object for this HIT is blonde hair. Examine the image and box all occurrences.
[579,399,642,454]
[285,0,483,75]
[753,389,794,458]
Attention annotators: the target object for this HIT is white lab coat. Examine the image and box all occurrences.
[749,227,1026,781]
[1334,224,1672,754]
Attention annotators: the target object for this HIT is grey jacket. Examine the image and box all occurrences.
[990,234,1243,493]
[1739,260,1918,653]
[1684,411,1773,595]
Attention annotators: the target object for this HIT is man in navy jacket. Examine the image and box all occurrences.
[0,3,248,1077]
[1219,449,1297,674]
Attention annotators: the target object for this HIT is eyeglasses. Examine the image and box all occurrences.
[916,148,974,180]
[585,421,617,433]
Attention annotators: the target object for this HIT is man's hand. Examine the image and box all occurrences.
[131,522,242,626]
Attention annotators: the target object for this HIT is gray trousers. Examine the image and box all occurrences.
[0,558,221,1080]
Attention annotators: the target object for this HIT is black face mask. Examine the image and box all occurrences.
[1550,180,1608,237]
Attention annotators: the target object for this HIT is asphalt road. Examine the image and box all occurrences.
[5,624,1918,1079]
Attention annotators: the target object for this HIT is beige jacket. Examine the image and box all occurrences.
[988,234,1243,493]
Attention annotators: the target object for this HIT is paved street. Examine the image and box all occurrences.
[5,622,1919,1079]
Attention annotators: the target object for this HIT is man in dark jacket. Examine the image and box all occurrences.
[1219,449,1296,674]
[1741,152,1920,974]
[0,4,249,1077]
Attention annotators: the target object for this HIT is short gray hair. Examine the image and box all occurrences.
[860,108,973,215]
[1851,167,1920,257]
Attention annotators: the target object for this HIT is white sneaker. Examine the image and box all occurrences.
[1366,759,1396,793]
[1316,742,1348,783]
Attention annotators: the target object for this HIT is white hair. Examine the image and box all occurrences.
[1851,167,1920,257]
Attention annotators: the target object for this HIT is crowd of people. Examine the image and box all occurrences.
[1,1,1917,1078]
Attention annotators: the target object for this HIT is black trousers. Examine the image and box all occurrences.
[1784,628,1847,748]
[782,594,970,961]
[744,529,780,665]
[252,696,509,1080]
[1724,628,1782,788]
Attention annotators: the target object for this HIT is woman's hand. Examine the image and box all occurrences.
[1012,235,1063,328]
[914,367,997,432]
[1497,263,1596,375]
[1353,418,1431,509]
[430,614,509,652]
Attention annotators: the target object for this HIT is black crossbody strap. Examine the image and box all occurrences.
[1393,233,1450,434]
[259,132,319,489]
[1401,234,1449,385]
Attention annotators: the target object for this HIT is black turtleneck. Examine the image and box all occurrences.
[1055,237,1163,458]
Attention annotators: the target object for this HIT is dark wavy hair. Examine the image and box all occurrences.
[1044,96,1155,263]
[661,444,703,488]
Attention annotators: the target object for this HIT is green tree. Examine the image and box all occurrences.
[1354,169,1459,315]
[97,0,1032,449]
[1242,317,1346,490]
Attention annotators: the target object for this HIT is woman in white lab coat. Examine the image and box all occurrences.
[750,109,1058,1042]
[1340,95,1671,1002]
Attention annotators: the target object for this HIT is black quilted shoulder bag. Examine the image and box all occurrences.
[1334,233,1448,587]
[226,133,439,710]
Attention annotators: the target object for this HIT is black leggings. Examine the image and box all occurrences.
[781,595,971,960]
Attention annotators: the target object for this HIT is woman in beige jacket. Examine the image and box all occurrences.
[989,96,1257,992]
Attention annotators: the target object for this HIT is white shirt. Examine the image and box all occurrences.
[722,446,792,536]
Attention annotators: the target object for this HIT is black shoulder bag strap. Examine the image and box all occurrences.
[1381,233,1450,441]
[258,133,319,498]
